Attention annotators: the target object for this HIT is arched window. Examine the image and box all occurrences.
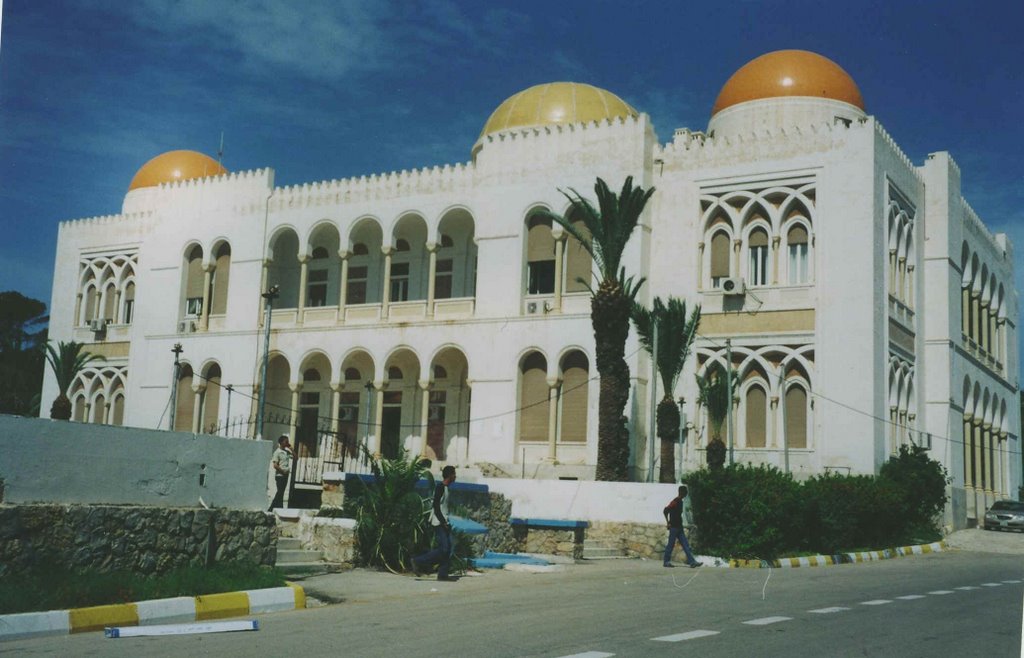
[93,394,107,424]
[344,367,362,382]
[747,229,769,287]
[210,243,231,316]
[173,364,195,432]
[559,351,589,443]
[785,385,808,449]
[201,364,222,433]
[122,282,136,324]
[526,214,555,295]
[183,245,205,317]
[388,366,404,381]
[308,247,330,307]
[518,352,548,442]
[744,384,767,447]
[787,225,809,284]
[710,231,730,288]
[102,282,117,322]
[564,211,592,294]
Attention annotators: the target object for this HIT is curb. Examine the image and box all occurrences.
[0,583,305,642]
[699,540,949,569]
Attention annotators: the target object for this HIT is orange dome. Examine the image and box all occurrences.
[712,50,864,116]
[479,82,637,139]
[128,150,228,191]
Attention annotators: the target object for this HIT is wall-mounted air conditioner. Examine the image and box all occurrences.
[526,302,540,314]
[89,318,107,332]
[177,320,197,334]
[721,277,746,296]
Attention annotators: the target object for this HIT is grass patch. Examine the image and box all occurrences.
[0,562,288,615]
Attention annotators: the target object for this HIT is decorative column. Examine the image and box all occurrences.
[74,292,83,327]
[996,318,1006,365]
[889,407,898,453]
[898,411,907,448]
[888,250,897,295]
[102,400,113,425]
[546,377,560,460]
[897,256,906,301]
[906,264,915,309]
[696,242,705,292]
[373,383,385,456]
[381,246,393,318]
[199,264,213,331]
[419,379,431,457]
[973,420,984,493]
[296,254,310,325]
[983,423,994,494]
[259,259,271,327]
[426,242,438,317]
[961,289,970,336]
[191,383,206,433]
[971,293,981,343]
[732,239,742,279]
[329,381,341,435]
[113,290,122,324]
[989,311,998,360]
[337,250,349,323]
[979,303,989,353]
[962,413,973,489]
[998,431,1008,494]
[769,396,779,449]
[288,382,302,445]
[771,236,781,285]
[552,231,565,311]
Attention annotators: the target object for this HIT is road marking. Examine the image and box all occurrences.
[1002,580,1020,584]
[981,583,1002,587]
[955,586,979,590]
[808,607,850,614]
[896,595,925,600]
[652,630,720,642]
[928,590,954,595]
[743,616,792,625]
[860,600,892,605]
[557,653,614,658]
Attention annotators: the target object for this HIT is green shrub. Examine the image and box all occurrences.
[878,445,948,543]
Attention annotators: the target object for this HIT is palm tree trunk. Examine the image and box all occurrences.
[592,282,633,481]
[50,393,72,420]
[657,396,680,483]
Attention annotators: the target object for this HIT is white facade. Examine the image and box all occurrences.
[43,56,1020,529]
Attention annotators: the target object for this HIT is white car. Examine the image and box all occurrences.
[982,500,1024,532]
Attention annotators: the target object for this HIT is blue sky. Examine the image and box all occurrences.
[1,0,1022,358]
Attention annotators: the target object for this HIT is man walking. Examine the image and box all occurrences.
[413,465,457,581]
[663,485,701,568]
[268,435,293,511]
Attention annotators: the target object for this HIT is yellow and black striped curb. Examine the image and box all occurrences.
[717,540,949,569]
[0,583,305,641]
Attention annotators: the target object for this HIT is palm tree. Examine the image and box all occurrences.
[45,340,103,420]
[544,176,654,481]
[696,366,733,470]
[632,296,701,482]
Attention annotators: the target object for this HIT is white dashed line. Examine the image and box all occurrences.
[982,583,1003,587]
[808,607,850,614]
[652,630,720,642]
[1001,580,1020,584]
[557,652,615,658]
[743,616,792,626]
[860,600,892,606]
[955,586,979,591]
[896,595,926,600]
[928,590,954,595]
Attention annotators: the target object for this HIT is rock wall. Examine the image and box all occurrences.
[0,505,277,576]
[513,526,585,559]
[586,521,702,560]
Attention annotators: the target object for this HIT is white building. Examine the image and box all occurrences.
[43,50,1019,528]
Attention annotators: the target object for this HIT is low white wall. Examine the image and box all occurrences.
[480,478,680,524]
[0,415,272,510]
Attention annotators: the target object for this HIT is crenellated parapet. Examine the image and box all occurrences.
[269,161,476,211]
[961,197,1004,257]
[59,210,154,230]
[872,121,924,184]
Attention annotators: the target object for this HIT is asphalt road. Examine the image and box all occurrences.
[4,549,1022,657]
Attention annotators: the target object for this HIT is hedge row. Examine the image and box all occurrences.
[685,446,948,559]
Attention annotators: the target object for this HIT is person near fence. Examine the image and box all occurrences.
[268,435,293,511]
[412,465,457,581]
[663,484,701,568]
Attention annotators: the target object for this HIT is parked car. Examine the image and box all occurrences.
[982,500,1024,532]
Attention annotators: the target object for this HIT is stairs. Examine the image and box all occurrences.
[581,542,626,560]
[272,511,345,578]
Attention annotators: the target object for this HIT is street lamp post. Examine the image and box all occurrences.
[363,379,374,457]
[256,285,280,440]
[168,343,183,431]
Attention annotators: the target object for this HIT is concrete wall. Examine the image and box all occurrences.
[0,415,272,510]
[481,477,678,524]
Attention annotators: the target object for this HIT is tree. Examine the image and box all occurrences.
[45,340,103,420]
[545,176,654,481]
[0,291,49,416]
[632,296,701,482]
[696,367,733,470]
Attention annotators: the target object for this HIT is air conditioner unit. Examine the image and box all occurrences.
[721,277,746,296]
[89,318,106,332]
[526,302,539,314]
[177,320,197,334]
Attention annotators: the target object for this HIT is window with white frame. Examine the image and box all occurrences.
[787,225,809,284]
[307,269,328,307]
[185,297,203,317]
[709,231,730,288]
[747,229,769,286]
[390,262,410,302]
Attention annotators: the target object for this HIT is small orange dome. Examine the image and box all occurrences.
[712,50,864,116]
[128,150,228,191]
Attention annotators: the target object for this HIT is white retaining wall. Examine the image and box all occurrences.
[480,477,680,524]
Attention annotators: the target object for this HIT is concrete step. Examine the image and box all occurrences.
[276,561,345,578]
[582,545,625,559]
[277,537,303,551]
[277,548,324,564]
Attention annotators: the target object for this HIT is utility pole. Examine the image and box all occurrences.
[725,338,734,466]
[781,380,790,474]
[364,379,375,457]
[256,285,280,440]
[224,384,234,435]
[648,321,659,482]
[168,343,183,431]
[677,396,686,483]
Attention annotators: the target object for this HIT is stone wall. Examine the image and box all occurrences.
[586,521,702,560]
[0,505,277,576]
[513,526,585,559]
[297,516,356,563]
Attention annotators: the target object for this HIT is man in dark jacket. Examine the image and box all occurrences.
[413,465,457,581]
[663,485,701,568]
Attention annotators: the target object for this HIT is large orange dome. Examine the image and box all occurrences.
[479,82,638,139]
[128,150,228,191]
[712,50,864,116]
